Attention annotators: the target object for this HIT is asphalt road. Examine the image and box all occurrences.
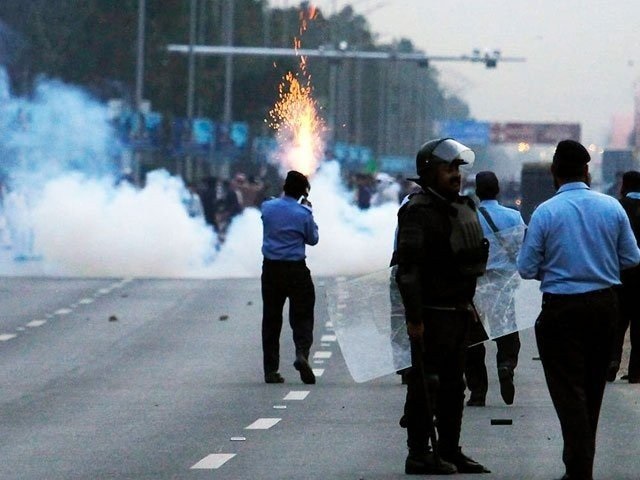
[0,276,638,480]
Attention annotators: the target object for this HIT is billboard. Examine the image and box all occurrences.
[490,122,581,144]
[436,120,581,145]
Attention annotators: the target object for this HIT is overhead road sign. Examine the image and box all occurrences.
[435,120,491,146]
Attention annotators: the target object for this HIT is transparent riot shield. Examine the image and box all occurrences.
[325,267,411,383]
[473,224,540,342]
[325,224,541,383]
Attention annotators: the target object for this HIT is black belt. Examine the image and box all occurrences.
[263,258,306,266]
[542,287,613,302]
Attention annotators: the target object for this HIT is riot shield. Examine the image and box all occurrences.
[325,267,411,383]
[325,225,541,383]
[472,224,540,342]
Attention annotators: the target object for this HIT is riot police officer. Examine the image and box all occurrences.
[396,138,490,475]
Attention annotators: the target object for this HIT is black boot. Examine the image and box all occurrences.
[293,354,316,384]
[405,450,457,475]
[440,447,490,474]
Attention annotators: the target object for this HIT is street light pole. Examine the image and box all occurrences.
[223,0,234,125]
[135,0,146,110]
[187,0,197,120]
[133,0,146,185]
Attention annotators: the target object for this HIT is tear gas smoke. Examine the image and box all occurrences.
[0,70,398,278]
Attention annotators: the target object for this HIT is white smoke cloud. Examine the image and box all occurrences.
[0,69,399,279]
[13,161,397,279]
[305,161,396,276]
[30,170,216,278]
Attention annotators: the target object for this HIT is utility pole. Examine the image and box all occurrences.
[185,0,197,182]
[133,0,146,185]
[187,0,197,120]
[135,0,145,110]
[223,0,234,125]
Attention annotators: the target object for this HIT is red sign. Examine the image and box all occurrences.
[490,123,581,144]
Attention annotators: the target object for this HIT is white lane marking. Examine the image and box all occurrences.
[313,359,325,365]
[313,351,332,359]
[312,368,325,377]
[321,343,331,348]
[26,320,47,328]
[273,405,287,409]
[0,334,17,341]
[245,418,281,429]
[78,298,94,305]
[321,334,337,342]
[191,453,236,469]
[325,321,334,328]
[54,308,72,315]
[97,288,112,295]
[283,390,309,401]
[230,436,246,441]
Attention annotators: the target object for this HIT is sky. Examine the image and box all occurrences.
[308,0,640,147]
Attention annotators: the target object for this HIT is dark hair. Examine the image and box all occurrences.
[622,171,640,194]
[475,171,499,200]
[283,170,310,198]
[552,162,586,180]
[552,139,590,180]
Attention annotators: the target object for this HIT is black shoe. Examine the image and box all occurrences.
[606,362,619,382]
[399,414,407,428]
[440,448,490,474]
[467,397,486,407]
[405,452,457,475]
[498,366,515,405]
[293,355,316,384]
[264,372,285,384]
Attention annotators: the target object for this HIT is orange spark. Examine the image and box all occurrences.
[268,6,325,176]
[268,72,324,176]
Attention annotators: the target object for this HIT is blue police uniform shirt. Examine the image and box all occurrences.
[261,195,319,261]
[478,199,525,271]
[477,199,525,234]
[517,182,640,294]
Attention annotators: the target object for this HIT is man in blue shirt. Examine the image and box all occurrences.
[261,170,319,385]
[517,140,640,480]
[465,171,525,407]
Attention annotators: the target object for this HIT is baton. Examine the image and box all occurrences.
[411,338,440,460]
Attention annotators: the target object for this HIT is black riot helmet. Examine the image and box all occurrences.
[412,138,475,180]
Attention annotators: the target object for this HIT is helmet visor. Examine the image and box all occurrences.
[432,139,475,167]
